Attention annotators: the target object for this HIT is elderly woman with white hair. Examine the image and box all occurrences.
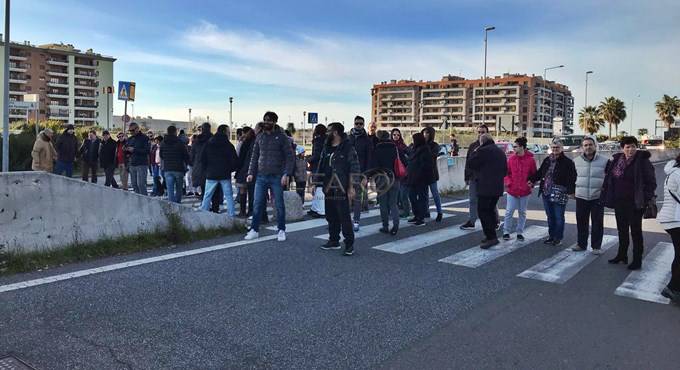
[528,139,577,246]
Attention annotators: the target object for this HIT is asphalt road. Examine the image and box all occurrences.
[1,161,678,370]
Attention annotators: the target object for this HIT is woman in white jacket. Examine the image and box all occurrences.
[657,156,680,303]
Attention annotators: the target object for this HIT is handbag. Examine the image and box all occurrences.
[547,184,569,205]
[394,148,407,179]
[644,196,658,219]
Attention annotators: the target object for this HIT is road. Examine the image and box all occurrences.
[1,161,678,369]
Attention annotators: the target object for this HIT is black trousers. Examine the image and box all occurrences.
[478,195,500,240]
[103,165,118,188]
[665,227,680,291]
[576,198,604,249]
[614,201,645,261]
[325,192,354,246]
[238,182,255,216]
[81,161,97,183]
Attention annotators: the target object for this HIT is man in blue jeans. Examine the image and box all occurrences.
[200,124,238,215]
[160,125,190,203]
[126,122,151,195]
[244,111,295,242]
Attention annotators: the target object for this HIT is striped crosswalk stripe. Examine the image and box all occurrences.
[373,222,479,254]
[314,213,454,240]
[614,242,672,304]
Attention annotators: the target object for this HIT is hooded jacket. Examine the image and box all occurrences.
[464,139,482,182]
[658,160,680,230]
[309,134,326,175]
[406,143,434,187]
[426,140,440,182]
[601,150,656,209]
[574,152,609,200]
[349,127,373,172]
[317,134,361,195]
[191,123,213,186]
[248,125,295,177]
[99,137,118,168]
[55,129,78,162]
[467,139,507,197]
[201,132,238,180]
[504,151,537,197]
[235,135,255,183]
[31,132,57,172]
[160,134,190,173]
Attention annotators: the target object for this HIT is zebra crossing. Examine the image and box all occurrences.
[311,213,673,306]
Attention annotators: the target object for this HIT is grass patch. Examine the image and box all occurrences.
[0,217,247,276]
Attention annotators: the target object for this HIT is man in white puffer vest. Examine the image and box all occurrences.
[657,156,680,302]
[573,136,610,254]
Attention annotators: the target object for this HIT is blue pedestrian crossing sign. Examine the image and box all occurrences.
[118,81,136,101]
[308,112,318,124]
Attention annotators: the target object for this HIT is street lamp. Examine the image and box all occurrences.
[2,0,11,172]
[630,93,640,136]
[229,97,233,126]
[542,65,564,138]
[584,71,593,108]
[483,26,495,131]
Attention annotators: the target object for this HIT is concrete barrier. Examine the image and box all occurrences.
[437,149,680,193]
[0,172,241,254]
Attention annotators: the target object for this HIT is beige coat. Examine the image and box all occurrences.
[31,133,57,172]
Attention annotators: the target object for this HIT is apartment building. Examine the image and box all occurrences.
[0,40,115,127]
[371,73,574,138]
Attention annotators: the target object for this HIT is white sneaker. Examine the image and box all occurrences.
[591,249,603,255]
[244,230,259,240]
[353,222,360,232]
[277,230,286,242]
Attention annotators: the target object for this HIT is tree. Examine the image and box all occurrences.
[619,131,628,136]
[655,94,680,128]
[599,97,627,137]
[637,128,648,137]
[578,106,604,135]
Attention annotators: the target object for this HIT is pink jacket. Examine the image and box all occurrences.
[504,151,537,197]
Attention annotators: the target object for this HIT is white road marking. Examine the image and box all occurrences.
[373,221,479,254]
[614,242,672,304]
[314,213,454,240]
[517,235,618,283]
[0,235,279,294]
[266,209,383,232]
[439,226,548,268]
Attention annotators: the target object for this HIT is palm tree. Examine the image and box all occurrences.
[578,106,604,135]
[599,97,627,137]
[656,95,680,128]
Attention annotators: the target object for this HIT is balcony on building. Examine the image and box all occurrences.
[9,50,28,61]
[47,56,69,66]
[75,100,98,111]
[47,68,69,77]
[47,78,69,88]
[75,91,96,100]
[75,70,98,80]
[49,108,70,121]
[74,79,97,90]
[74,58,97,69]
[47,88,69,99]
[9,62,28,73]
[8,72,27,84]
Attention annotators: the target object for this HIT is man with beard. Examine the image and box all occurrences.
[348,115,372,231]
[244,112,295,242]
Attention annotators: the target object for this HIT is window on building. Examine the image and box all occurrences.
[39,65,45,70]
[522,115,527,122]
[523,107,528,113]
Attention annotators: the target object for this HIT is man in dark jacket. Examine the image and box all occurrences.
[160,125,190,203]
[99,130,118,188]
[54,124,78,177]
[423,126,443,222]
[406,133,434,226]
[191,122,222,212]
[199,124,238,215]
[245,112,295,241]
[370,130,400,235]
[467,133,508,249]
[348,116,373,230]
[79,130,100,183]
[317,122,361,256]
[126,122,151,195]
[461,124,488,230]
[235,126,256,217]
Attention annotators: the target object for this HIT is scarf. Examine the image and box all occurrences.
[543,154,558,193]
[612,153,636,178]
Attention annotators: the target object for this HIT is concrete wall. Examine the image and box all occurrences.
[0,172,240,254]
[437,149,680,192]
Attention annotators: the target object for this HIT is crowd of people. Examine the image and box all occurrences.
[29,117,679,303]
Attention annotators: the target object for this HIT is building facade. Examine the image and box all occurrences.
[0,40,115,127]
[371,73,574,138]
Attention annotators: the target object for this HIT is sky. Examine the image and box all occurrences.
[4,0,680,134]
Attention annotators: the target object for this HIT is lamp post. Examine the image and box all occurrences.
[229,97,233,126]
[483,26,495,131]
[2,0,11,172]
[584,71,593,108]
[542,65,564,138]
[188,108,192,132]
[630,93,640,136]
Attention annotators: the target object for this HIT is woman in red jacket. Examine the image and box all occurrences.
[502,137,537,241]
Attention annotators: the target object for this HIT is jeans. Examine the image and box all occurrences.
[325,193,354,246]
[378,183,400,229]
[103,165,118,188]
[201,179,235,216]
[129,165,148,195]
[165,171,185,203]
[251,174,285,232]
[576,198,604,249]
[398,182,411,216]
[408,184,428,221]
[117,164,129,190]
[468,180,479,223]
[151,164,161,195]
[504,195,529,235]
[542,195,567,240]
[614,201,645,261]
[429,181,442,213]
[54,160,73,177]
[81,161,97,183]
[478,195,501,240]
[664,227,680,291]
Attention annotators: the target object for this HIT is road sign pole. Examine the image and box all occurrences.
[123,100,128,133]
[35,102,39,137]
[2,0,11,172]
[106,92,110,130]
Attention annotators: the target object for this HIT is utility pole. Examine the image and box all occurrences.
[229,96,233,126]
[2,0,11,172]
[584,71,593,108]
[188,108,192,132]
[483,26,494,132]
[542,65,564,138]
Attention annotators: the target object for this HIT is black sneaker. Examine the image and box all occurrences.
[424,213,431,219]
[543,237,554,245]
[343,245,354,256]
[320,242,341,250]
[460,221,475,230]
[379,227,390,234]
[551,239,562,246]
[390,226,399,236]
[480,239,500,249]
[516,234,525,242]
[414,220,426,226]
[436,213,443,222]
[502,234,511,241]
[407,218,418,223]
